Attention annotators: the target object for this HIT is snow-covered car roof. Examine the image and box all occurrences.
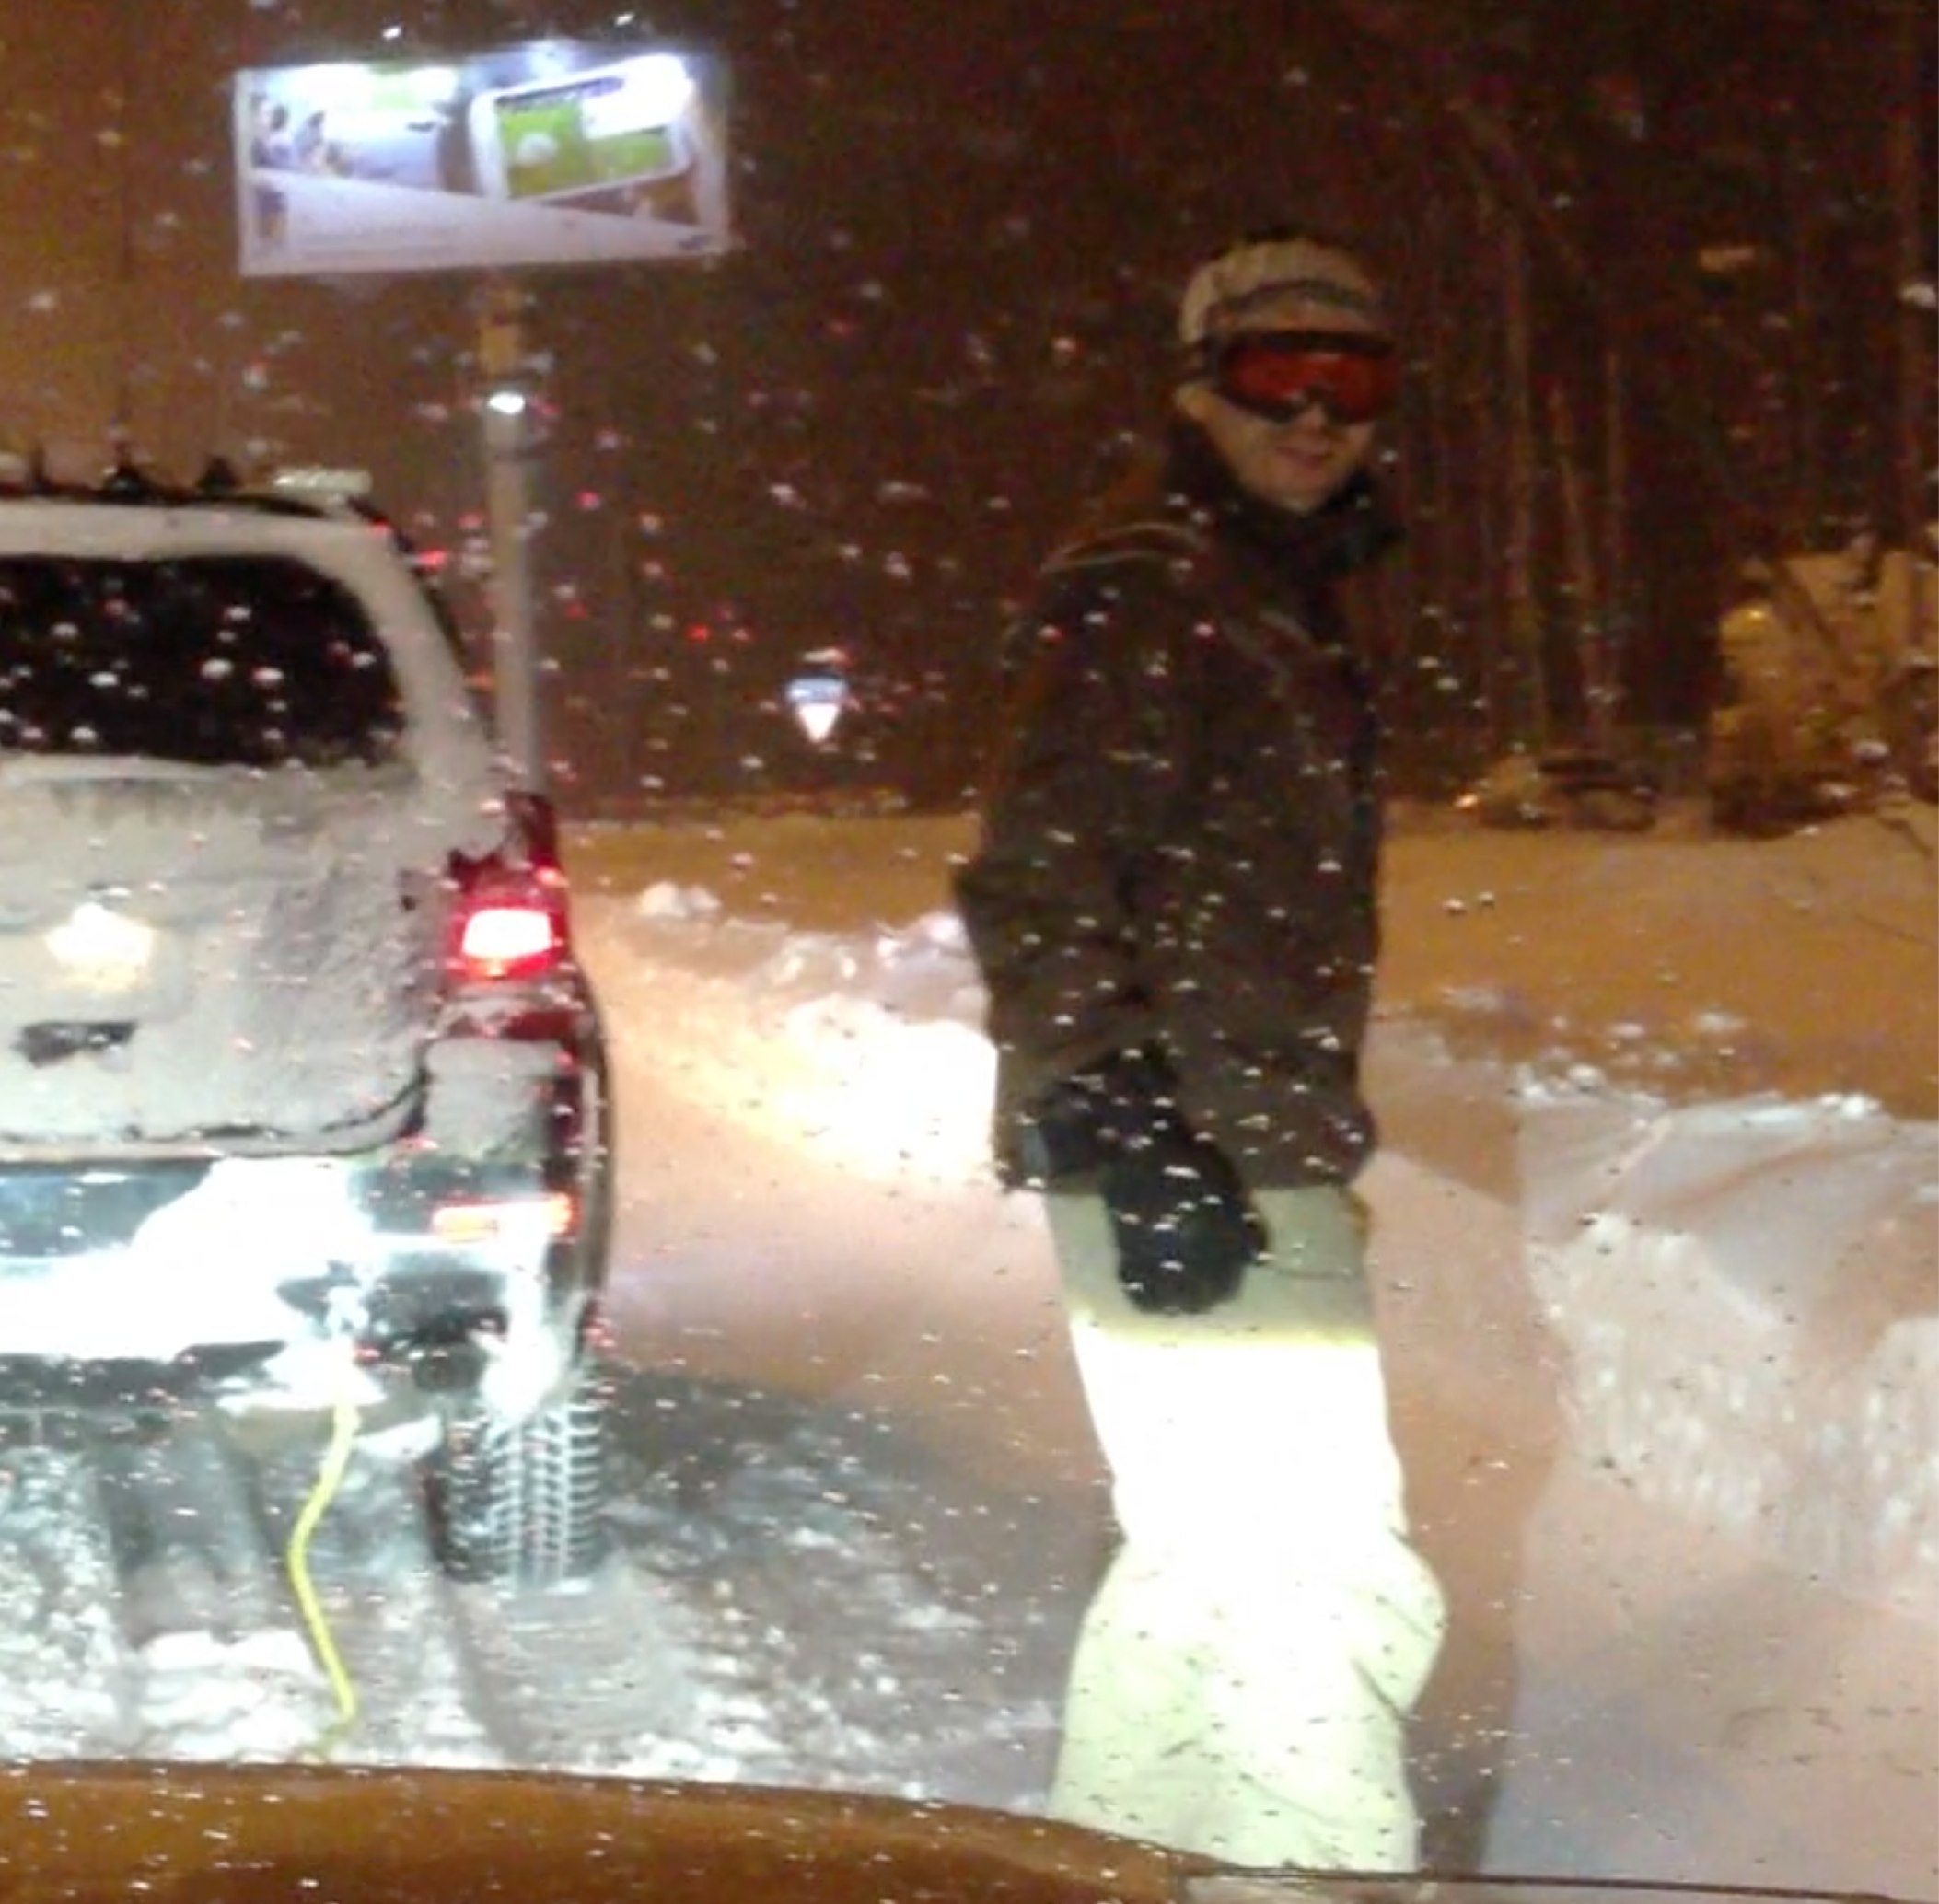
[0,493,501,809]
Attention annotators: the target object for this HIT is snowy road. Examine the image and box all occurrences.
[0,1356,1081,1806]
[0,821,1931,1904]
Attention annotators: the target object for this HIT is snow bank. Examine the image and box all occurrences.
[1520,1086,1938,1615]
[614,897,993,1184]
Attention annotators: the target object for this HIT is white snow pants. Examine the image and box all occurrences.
[1043,1183,1446,1872]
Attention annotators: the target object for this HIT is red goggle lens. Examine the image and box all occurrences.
[1213,332,1399,424]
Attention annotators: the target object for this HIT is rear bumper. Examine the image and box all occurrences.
[0,997,611,1429]
[0,1212,584,1422]
[0,1104,604,1427]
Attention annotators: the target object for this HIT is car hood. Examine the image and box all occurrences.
[0,1763,1911,1904]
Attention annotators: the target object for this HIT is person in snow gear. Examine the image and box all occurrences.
[955,227,1446,1871]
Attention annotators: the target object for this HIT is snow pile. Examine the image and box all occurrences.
[635,881,722,922]
[1520,1086,1937,1612]
[619,901,995,1184]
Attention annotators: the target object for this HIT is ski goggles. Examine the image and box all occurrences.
[1204,330,1399,425]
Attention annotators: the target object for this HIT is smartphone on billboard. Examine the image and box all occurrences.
[466,57,695,205]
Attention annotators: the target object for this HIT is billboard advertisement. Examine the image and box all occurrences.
[234,40,730,278]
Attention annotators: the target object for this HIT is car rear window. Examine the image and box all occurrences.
[0,553,406,770]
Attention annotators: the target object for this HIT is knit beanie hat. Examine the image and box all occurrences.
[1178,234,1387,346]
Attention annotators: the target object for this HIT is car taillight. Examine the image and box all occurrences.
[450,865,569,982]
[446,790,575,984]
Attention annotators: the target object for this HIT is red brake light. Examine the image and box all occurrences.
[450,865,568,981]
[447,792,573,984]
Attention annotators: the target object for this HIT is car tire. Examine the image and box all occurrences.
[427,1357,610,1587]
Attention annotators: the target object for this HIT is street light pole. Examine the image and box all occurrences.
[476,278,545,789]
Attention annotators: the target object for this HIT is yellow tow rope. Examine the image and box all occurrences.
[286,1385,362,1753]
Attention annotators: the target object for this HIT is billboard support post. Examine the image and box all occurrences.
[477,279,543,788]
[231,39,735,799]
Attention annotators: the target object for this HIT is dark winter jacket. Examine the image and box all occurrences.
[953,417,1399,1190]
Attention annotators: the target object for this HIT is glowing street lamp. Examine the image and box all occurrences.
[787,648,852,746]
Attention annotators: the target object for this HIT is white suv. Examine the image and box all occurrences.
[0,463,613,1585]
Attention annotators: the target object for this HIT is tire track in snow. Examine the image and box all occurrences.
[0,1446,139,1756]
[439,1556,717,1779]
[240,1424,702,1777]
[99,1421,334,1761]
[241,1434,498,1767]
[0,1427,332,1761]
[0,1411,708,1776]
[0,1420,510,1769]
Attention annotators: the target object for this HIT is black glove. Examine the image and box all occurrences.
[1051,1049,1264,1315]
[1101,1115,1264,1314]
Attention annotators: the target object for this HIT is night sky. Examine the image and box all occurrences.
[2,0,1931,805]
